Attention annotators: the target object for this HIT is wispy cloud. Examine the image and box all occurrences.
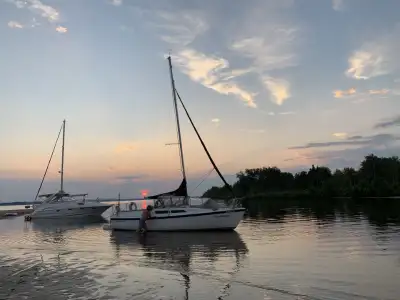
[369,89,389,95]
[7,21,23,29]
[110,0,123,6]
[374,115,400,129]
[289,133,399,150]
[263,77,291,105]
[114,142,136,154]
[211,118,220,127]
[132,2,300,108]
[55,26,67,33]
[333,88,356,98]
[155,11,208,47]
[7,0,60,22]
[115,174,146,181]
[333,132,348,138]
[229,9,300,105]
[231,27,299,72]
[240,129,265,134]
[174,49,257,108]
[279,111,296,115]
[346,25,400,80]
[332,0,344,11]
[134,8,208,48]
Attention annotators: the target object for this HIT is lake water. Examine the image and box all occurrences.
[0,200,399,300]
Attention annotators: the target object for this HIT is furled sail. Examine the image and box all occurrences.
[147,178,188,199]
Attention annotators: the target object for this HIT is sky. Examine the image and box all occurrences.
[1,0,400,201]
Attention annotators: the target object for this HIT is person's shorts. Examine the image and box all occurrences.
[139,218,146,228]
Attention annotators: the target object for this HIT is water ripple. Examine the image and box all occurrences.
[0,207,399,299]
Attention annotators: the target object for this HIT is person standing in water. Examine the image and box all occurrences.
[138,205,154,233]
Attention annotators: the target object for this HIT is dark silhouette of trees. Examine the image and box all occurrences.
[203,154,400,199]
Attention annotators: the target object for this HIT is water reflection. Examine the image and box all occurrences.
[0,199,399,300]
[110,231,248,299]
[246,197,400,228]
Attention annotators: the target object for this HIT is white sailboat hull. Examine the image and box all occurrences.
[109,207,246,231]
[30,201,111,219]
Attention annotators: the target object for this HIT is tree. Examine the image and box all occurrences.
[202,154,400,199]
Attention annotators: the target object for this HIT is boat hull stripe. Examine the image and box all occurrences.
[110,208,246,221]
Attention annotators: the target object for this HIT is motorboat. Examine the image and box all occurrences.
[107,56,245,231]
[26,120,111,220]
[30,192,111,219]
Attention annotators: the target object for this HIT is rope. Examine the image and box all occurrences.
[189,167,215,195]
[33,123,63,202]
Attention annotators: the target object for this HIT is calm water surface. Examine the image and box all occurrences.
[0,201,399,300]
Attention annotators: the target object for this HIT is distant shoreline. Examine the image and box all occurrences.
[0,198,147,206]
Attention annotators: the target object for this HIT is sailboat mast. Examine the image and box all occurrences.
[60,119,66,192]
[167,56,187,181]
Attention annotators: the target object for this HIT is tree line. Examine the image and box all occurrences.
[202,154,400,199]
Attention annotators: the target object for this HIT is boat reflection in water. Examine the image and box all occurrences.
[109,231,248,299]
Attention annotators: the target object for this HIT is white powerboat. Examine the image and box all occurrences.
[27,120,111,220]
[30,192,111,219]
[107,56,245,231]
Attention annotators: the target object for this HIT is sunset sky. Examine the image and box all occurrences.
[1,0,400,201]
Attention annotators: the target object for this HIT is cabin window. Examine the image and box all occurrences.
[170,210,186,213]
[155,210,168,214]
[68,209,72,210]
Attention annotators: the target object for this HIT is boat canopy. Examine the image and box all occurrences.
[38,191,88,204]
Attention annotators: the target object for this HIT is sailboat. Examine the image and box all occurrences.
[107,56,246,231]
[27,120,112,220]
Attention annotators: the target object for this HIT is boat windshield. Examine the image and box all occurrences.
[154,196,186,208]
[153,196,227,210]
[39,192,88,204]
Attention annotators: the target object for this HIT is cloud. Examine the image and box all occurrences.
[333,88,356,98]
[55,26,67,33]
[333,132,347,139]
[239,128,265,134]
[289,133,399,150]
[211,118,220,127]
[7,21,24,29]
[346,25,400,80]
[231,27,299,73]
[113,174,147,183]
[332,0,344,11]
[174,49,257,107]
[279,111,296,115]
[155,11,208,47]
[134,8,208,48]
[132,2,300,108]
[114,142,136,154]
[374,115,400,129]
[369,89,389,95]
[110,0,123,6]
[262,77,291,105]
[287,131,400,170]
[346,50,386,80]
[7,0,60,22]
